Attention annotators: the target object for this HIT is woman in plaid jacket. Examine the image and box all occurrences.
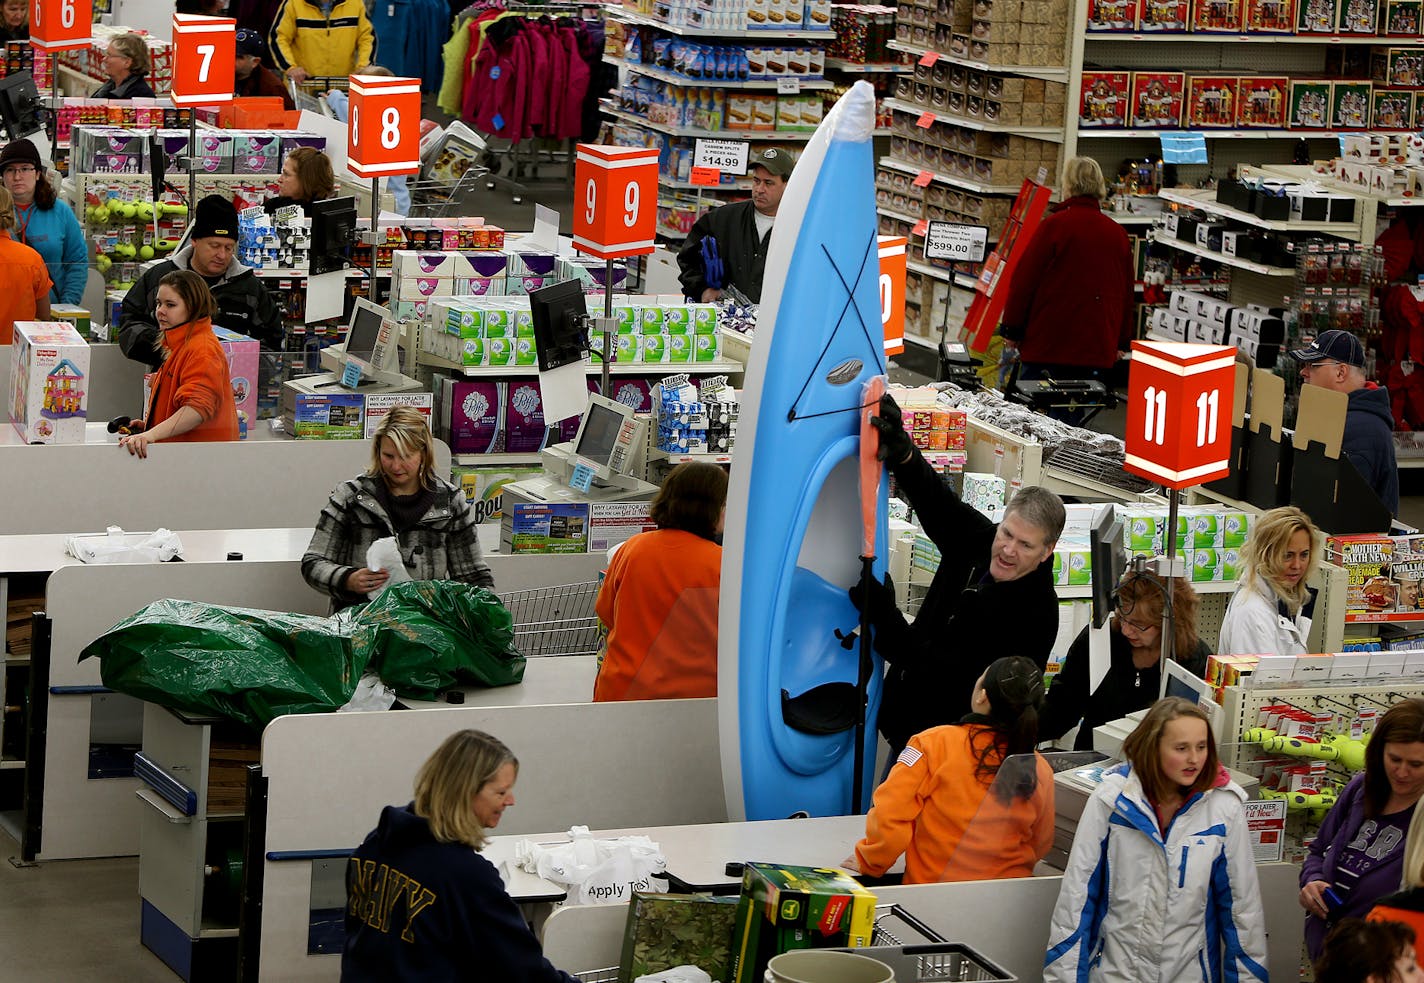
[302,407,493,611]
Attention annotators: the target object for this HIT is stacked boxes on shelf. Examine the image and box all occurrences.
[1085,0,1386,33]
[1289,238,1386,347]
[1115,503,1253,582]
[621,0,834,31]
[1148,289,1286,368]
[894,0,1069,66]
[656,374,740,453]
[894,52,1068,125]
[830,5,903,61]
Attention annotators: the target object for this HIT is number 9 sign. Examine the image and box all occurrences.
[30,0,91,52]
[572,144,659,260]
[1124,339,1237,490]
[877,235,906,358]
[171,14,236,106]
[347,74,421,179]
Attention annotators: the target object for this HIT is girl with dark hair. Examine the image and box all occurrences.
[593,462,727,702]
[1316,919,1421,983]
[844,655,1055,884]
[1045,697,1267,983]
[1302,698,1424,959]
[118,270,238,457]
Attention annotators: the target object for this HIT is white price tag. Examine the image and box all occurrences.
[777,77,801,94]
[693,138,750,175]
[923,221,989,262]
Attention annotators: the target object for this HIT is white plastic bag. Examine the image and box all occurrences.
[513,826,667,905]
[365,536,412,599]
[64,526,184,564]
[635,968,712,983]
[338,672,397,712]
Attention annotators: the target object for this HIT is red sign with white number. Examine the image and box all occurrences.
[1124,340,1237,489]
[30,0,91,53]
[572,144,659,260]
[878,236,906,357]
[171,14,236,106]
[347,74,422,179]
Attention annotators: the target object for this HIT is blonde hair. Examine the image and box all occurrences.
[109,34,151,77]
[1402,787,1424,889]
[366,406,437,489]
[0,185,16,230]
[413,730,518,849]
[1063,156,1107,199]
[1240,506,1321,614]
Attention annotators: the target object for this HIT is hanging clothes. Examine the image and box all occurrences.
[457,13,601,141]
[369,0,449,92]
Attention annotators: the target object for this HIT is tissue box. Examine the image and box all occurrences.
[9,321,89,443]
[729,864,876,983]
[617,893,740,983]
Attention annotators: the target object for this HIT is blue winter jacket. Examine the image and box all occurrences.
[16,200,87,304]
[1343,384,1400,517]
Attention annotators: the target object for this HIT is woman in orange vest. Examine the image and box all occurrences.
[845,655,1054,883]
[0,185,50,343]
[118,270,238,458]
[592,462,726,702]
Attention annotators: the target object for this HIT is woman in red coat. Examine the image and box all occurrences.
[119,270,239,458]
[999,156,1134,408]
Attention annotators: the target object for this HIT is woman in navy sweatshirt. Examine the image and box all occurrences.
[342,730,579,983]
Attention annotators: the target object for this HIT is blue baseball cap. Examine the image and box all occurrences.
[1290,329,1365,369]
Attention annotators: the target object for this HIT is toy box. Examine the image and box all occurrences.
[1339,0,1381,30]
[729,863,876,983]
[1374,48,1424,86]
[1332,81,1373,127]
[1289,79,1333,127]
[1130,72,1185,128]
[1328,534,1396,612]
[212,326,259,432]
[1186,76,1240,127]
[1296,0,1340,30]
[1245,0,1297,29]
[1192,0,1244,31]
[1086,0,1138,29]
[291,392,364,439]
[1138,0,1190,29]
[1236,77,1290,126]
[1386,0,1423,32]
[1373,88,1415,127]
[1080,72,1130,127]
[9,321,89,444]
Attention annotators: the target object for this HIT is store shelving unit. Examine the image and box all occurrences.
[883,96,1066,140]
[1145,228,1297,276]
[888,39,1070,82]
[602,55,834,91]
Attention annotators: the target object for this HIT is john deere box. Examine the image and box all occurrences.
[618,892,740,983]
[729,863,876,983]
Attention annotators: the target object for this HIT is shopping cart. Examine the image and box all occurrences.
[498,581,603,658]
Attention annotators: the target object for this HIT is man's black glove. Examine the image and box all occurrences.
[869,393,913,465]
[847,567,901,627]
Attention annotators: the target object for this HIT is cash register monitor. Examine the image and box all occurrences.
[333,297,400,387]
[571,393,636,483]
[1161,659,1224,739]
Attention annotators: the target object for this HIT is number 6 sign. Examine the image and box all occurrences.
[347,74,421,179]
[171,14,236,106]
[572,144,659,260]
[30,0,91,52]
[1124,339,1237,489]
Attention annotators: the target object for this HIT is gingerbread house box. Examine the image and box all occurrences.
[1130,72,1186,127]
[1186,75,1241,126]
[1236,76,1290,127]
[1080,72,1131,127]
[1139,0,1190,28]
[10,321,89,444]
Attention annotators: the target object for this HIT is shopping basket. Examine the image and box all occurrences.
[497,580,602,658]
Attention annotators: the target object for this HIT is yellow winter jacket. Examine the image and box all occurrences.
[270,0,375,81]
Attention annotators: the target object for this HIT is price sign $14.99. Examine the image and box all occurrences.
[692,139,749,176]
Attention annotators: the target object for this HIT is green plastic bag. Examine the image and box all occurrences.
[350,581,526,700]
[82,599,373,728]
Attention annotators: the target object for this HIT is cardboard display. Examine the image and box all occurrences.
[1244,368,1291,509]
[1203,362,1252,501]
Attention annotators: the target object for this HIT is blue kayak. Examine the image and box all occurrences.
[718,81,890,822]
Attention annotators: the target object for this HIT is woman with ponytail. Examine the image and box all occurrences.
[844,655,1054,883]
[118,270,238,458]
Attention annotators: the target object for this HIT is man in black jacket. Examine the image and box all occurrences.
[117,194,284,368]
[853,393,1065,758]
[676,147,793,304]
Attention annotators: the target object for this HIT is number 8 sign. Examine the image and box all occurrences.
[347,74,421,179]
[572,144,659,260]
[171,14,236,106]
[1124,339,1237,490]
[30,0,91,52]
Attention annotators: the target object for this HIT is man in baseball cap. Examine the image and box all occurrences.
[677,147,797,304]
[1291,328,1400,517]
[233,28,294,109]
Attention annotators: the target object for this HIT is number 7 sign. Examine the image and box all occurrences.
[171,14,236,106]
[30,0,91,52]
[572,144,659,260]
[1124,339,1237,489]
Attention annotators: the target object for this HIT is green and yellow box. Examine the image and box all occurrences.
[729,863,876,983]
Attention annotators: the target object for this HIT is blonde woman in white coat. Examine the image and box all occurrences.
[1217,506,1321,657]
[1044,698,1268,983]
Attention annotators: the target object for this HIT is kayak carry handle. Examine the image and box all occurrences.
[781,684,859,735]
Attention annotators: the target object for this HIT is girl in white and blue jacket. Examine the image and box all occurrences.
[1044,697,1269,983]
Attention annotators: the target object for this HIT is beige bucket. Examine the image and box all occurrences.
[764,949,896,983]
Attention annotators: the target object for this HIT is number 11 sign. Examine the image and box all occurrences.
[572,144,659,261]
[1124,339,1237,490]
[171,14,236,106]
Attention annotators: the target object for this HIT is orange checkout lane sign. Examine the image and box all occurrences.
[171,14,237,106]
[347,74,423,179]
[30,0,90,52]
[572,144,659,260]
[1124,339,1237,490]
[878,235,906,357]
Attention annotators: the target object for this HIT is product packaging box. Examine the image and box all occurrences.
[1052,542,1093,585]
[1339,0,1381,30]
[1296,0,1341,28]
[1332,81,1374,127]
[212,326,259,429]
[1288,79,1333,128]
[506,501,590,553]
[1086,0,1138,29]
[1235,77,1289,127]
[1191,0,1243,30]
[9,321,89,444]
[1385,0,1422,33]
[1329,534,1396,612]
[1130,72,1185,128]
[1138,0,1190,28]
[48,303,95,340]
[450,465,542,523]
[729,864,876,983]
[442,379,505,453]
[1080,72,1131,127]
[1186,76,1240,127]
[618,892,740,983]
[503,380,548,454]
[291,392,365,439]
[1246,0,1298,28]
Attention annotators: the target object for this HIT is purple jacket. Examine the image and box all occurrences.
[1301,772,1415,957]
